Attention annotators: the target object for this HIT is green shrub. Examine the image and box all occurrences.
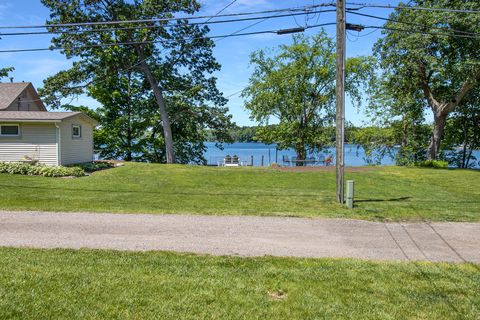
[0,162,85,177]
[415,160,449,169]
[73,161,115,172]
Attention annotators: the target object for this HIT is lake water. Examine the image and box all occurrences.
[204,142,394,166]
[204,142,480,167]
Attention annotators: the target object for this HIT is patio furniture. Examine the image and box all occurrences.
[282,155,291,166]
[325,155,333,166]
[222,154,241,167]
[290,157,317,166]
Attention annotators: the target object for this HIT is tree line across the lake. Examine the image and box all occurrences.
[1,0,478,168]
[205,124,358,145]
[206,120,479,168]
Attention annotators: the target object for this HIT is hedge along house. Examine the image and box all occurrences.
[0,83,97,166]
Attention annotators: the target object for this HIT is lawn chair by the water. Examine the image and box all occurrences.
[223,154,240,167]
[282,155,291,166]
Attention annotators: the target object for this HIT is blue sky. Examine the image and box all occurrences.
[0,0,402,126]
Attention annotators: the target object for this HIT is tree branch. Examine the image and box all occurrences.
[417,60,440,112]
[443,67,480,114]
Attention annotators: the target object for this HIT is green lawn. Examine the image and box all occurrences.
[0,162,478,221]
[0,248,478,319]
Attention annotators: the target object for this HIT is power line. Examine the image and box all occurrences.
[346,27,378,38]
[214,11,287,43]
[346,2,480,14]
[225,89,244,98]
[0,3,335,30]
[0,9,336,37]
[13,54,161,104]
[204,0,238,23]
[363,25,480,39]
[215,17,271,42]
[347,11,480,37]
[0,23,336,54]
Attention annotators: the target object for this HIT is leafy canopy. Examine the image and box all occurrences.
[372,0,480,159]
[243,31,374,158]
[39,0,233,163]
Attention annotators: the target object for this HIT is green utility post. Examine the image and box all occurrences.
[346,180,354,209]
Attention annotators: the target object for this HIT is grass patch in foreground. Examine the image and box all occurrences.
[0,248,478,319]
[0,162,478,221]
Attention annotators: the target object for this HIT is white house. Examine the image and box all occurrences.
[0,82,97,166]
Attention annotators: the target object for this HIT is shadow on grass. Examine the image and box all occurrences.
[0,183,333,199]
[355,197,412,203]
[384,222,472,318]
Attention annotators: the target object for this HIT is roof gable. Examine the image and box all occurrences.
[0,111,98,125]
[0,82,47,111]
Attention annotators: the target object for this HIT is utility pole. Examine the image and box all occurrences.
[335,0,346,204]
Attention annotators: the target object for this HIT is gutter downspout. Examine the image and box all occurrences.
[55,123,61,166]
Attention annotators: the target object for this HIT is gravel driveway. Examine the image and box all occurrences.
[0,210,478,263]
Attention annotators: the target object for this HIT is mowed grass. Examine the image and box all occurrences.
[0,162,478,221]
[0,248,478,319]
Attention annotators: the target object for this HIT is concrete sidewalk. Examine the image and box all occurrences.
[0,211,478,263]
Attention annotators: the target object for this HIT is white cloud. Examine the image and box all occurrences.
[0,2,12,20]
[234,0,271,9]
[0,52,16,62]
[24,58,71,78]
[200,0,273,15]
[243,32,281,41]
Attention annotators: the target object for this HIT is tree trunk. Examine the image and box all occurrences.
[461,120,468,168]
[126,150,132,162]
[126,73,133,162]
[417,62,480,161]
[427,112,447,160]
[465,147,473,168]
[134,46,175,164]
[295,145,306,167]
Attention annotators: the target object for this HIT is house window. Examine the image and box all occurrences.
[0,124,19,136]
[72,125,82,138]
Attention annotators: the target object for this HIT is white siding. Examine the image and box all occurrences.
[0,123,58,165]
[59,115,94,165]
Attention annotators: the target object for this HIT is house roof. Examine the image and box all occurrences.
[0,111,97,125]
[0,82,47,111]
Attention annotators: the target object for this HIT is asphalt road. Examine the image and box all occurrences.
[0,211,478,263]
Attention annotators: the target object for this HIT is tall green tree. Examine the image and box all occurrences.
[242,31,374,162]
[353,126,396,165]
[0,67,14,81]
[140,93,234,164]
[40,0,230,163]
[366,79,431,165]
[442,94,480,168]
[373,0,480,160]
[90,70,151,161]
